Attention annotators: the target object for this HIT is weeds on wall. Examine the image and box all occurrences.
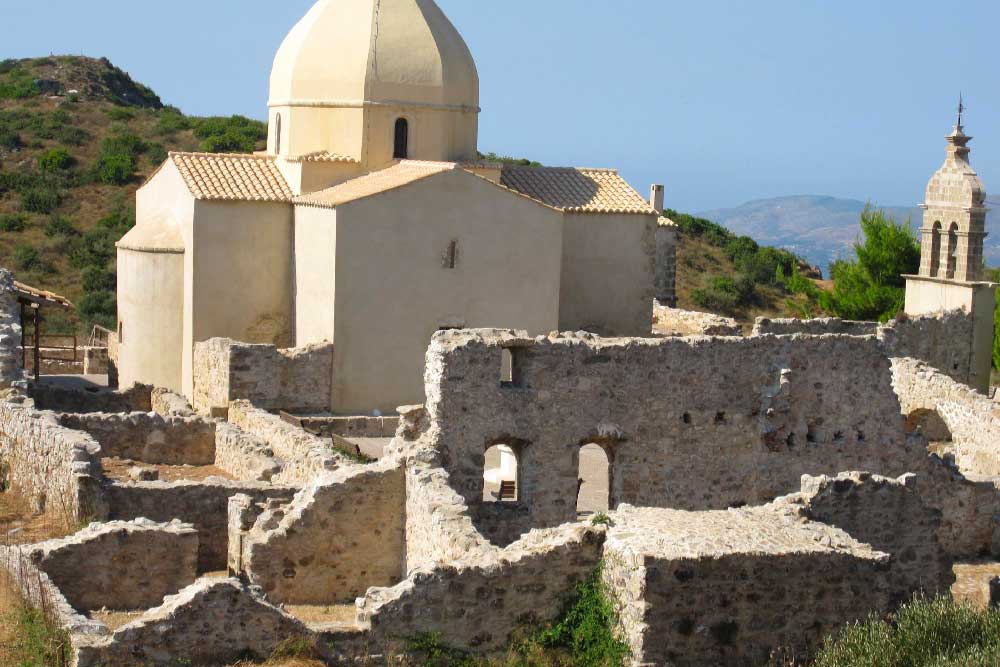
[0,554,71,667]
[405,564,629,667]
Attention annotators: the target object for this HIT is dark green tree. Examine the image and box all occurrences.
[821,206,921,322]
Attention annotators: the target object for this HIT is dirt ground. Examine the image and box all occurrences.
[101,456,236,483]
[0,489,76,545]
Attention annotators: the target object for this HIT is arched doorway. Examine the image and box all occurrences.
[577,442,612,517]
[483,442,520,502]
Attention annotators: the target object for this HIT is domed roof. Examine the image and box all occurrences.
[269,0,479,111]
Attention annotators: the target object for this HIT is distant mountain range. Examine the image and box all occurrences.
[699,195,1000,274]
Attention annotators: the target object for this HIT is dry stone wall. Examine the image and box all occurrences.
[76,578,310,667]
[150,387,195,417]
[654,306,742,336]
[214,421,282,481]
[424,330,923,540]
[880,311,976,387]
[58,412,217,465]
[239,460,405,604]
[105,480,297,571]
[192,338,333,416]
[0,269,22,387]
[0,402,105,520]
[752,317,879,336]
[23,519,198,611]
[796,471,952,599]
[228,400,352,484]
[29,381,152,414]
[603,504,892,667]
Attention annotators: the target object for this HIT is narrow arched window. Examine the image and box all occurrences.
[274,114,282,155]
[393,118,409,159]
[929,222,942,277]
[946,223,959,279]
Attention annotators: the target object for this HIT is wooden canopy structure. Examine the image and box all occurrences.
[15,281,74,379]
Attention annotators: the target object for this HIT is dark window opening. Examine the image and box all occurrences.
[274,113,282,155]
[500,347,526,388]
[393,118,409,159]
[930,221,942,276]
[714,411,726,425]
[444,240,458,269]
[946,223,959,279]
[118,321,123,344]
[682,412,692,425]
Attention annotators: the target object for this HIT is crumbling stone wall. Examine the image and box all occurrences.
[150,387,195,417]
[76,579,310,667]
[893,357,1000,477]
[880,311,976,387]
[653,306,742,336]
[214,421,282,481]
[105,480,297,571]
[0,268,22,387]
[752,317,879,337]
[603,503,892,667]
[361,522,605,654]
[796,471,952,599]
[424,330,922,541]
[29,381,152,414]
[239,460,405,604]
[0,402,105,520]
[192,338,333,416]
[24,519,199,611]
[228,400,351,484]
[58,412,217,465]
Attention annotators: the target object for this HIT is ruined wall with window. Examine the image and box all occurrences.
[423,329,927,543]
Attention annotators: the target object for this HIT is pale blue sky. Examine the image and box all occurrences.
[3,0,998,212]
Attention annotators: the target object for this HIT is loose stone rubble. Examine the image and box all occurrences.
[3,275,1000,665]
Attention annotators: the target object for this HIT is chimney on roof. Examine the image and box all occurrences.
[650,184,665,214]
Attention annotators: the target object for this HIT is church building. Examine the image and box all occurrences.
[116,0,662,412]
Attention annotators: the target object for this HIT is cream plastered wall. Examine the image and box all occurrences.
[274,156,365,197]
[558,212,657,336]
[182,201,295,398]
[362,105,478,167]
[905,276,997,393]
[117,161,194,392]
[320,169,562,413]
[268,106,366,161]
[294,205,337,346]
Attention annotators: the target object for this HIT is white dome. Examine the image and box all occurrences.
[269,0,479,112]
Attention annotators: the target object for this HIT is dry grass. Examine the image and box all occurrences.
[284,603,359,628]
[100,456,236,483]
[0,488,76,545]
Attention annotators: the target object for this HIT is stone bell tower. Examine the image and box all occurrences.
[904,99,996,393]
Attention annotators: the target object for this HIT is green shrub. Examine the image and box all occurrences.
[56,125,88,146]
[0,127,22,149]
[38,147,74,172]
[0,66,40,100]
[44,214,78,238]
[146,142,168,165]
[0,602,71,666]
[70,201,134,270]
[105,106,135,121]
[691,275,756,314]
[0,212,29,232]
[14,243,44,271]
[156,107,191,135]
[815,596,1000,667]
[20,186,60,213]
[193,114,267,153]
[820,206,920,323]
[78,290,116,320]
[990,268,1000,371]
[81,266,115,292]
[477,151,542,167]
[95,152,135,185]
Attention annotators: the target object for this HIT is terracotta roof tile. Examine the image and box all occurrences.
[294,161,455,209]
[500,166,654,214]
[170,152,293,203]
[284,151,360,164]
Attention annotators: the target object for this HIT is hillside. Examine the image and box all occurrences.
[0,55,819,335]
[0,56,267,332]
[700,195,1000,272]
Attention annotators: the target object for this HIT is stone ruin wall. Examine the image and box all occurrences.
[28,381,152,414]
[423,330,927,542]
[58,411,217,466]
[192,337,334,416]
[653,306,742,336]
[236,460,406,605]
[0,402,105,521]
[0,268,22,387]
[654,223,678,307]
[752,310,977,388]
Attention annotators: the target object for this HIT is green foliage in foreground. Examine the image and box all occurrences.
[990,268,1000,372]
[407,565,629,667]
[1,603,71,667]
[814,597,1000,667]
[193,114,267,153]
[820,206,921,322]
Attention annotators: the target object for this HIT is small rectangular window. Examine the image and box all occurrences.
[118,321,123,344]
[444,240,458,269]
[500,347,525,388]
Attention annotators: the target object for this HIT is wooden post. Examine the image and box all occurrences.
[32,305,41,380]
[19,301,26,371]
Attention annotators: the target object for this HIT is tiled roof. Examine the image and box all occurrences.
[284,151,360,164]
[658,216,676,227]
[14,281,73,309]
[294,161,456,209]
[170,152,293,202]
[500,167,655,214]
